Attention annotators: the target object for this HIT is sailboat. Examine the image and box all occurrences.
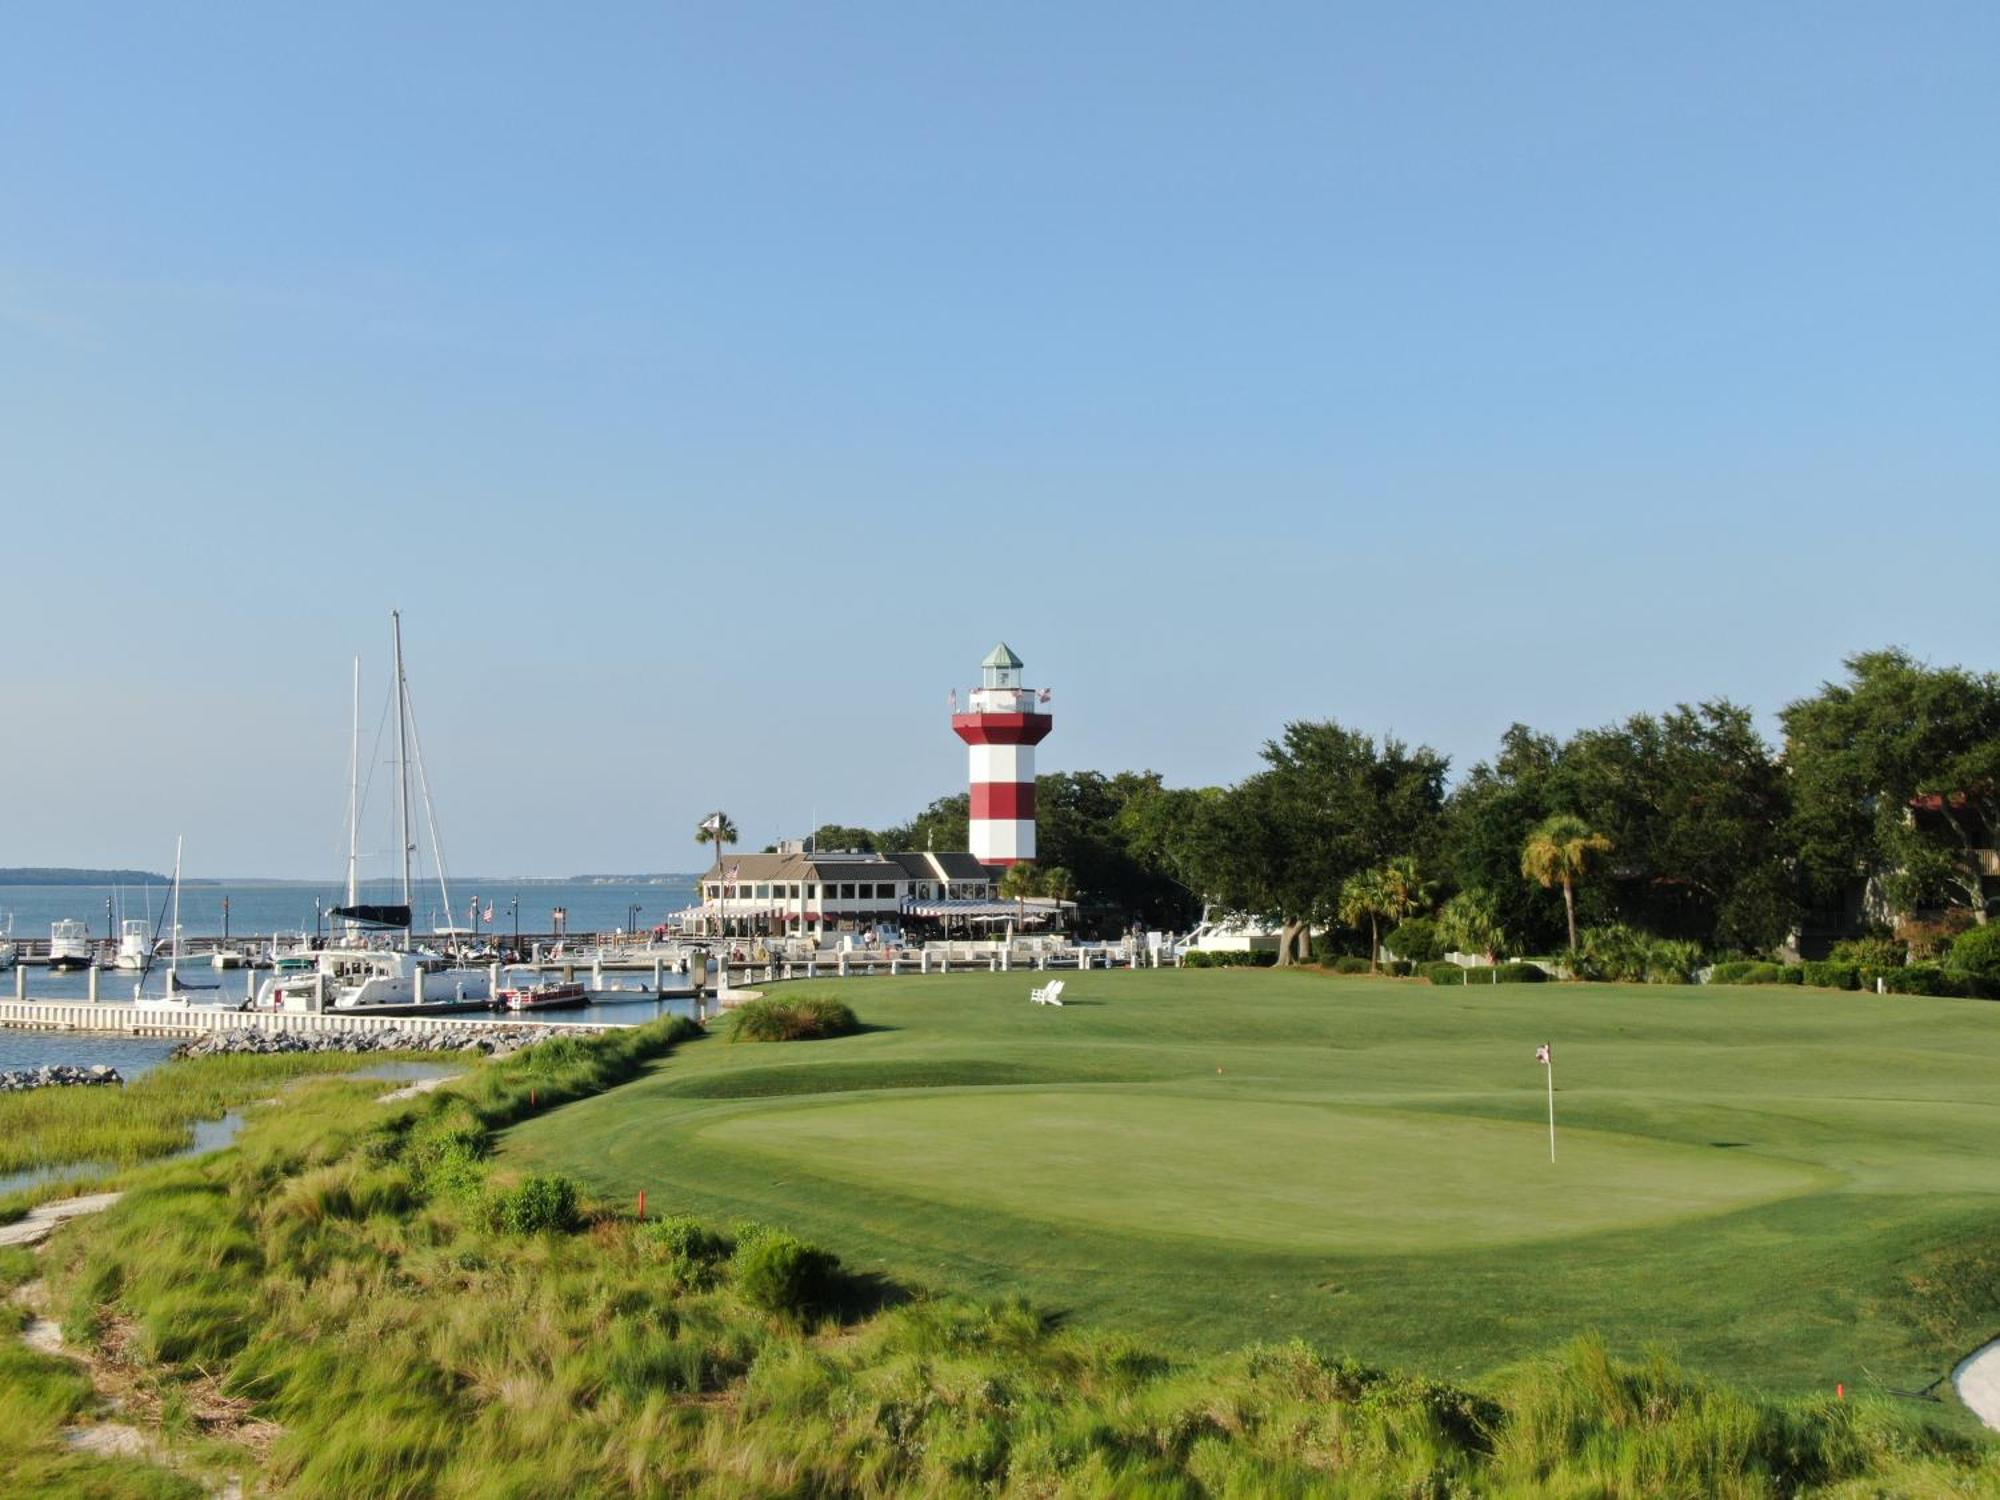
[256,614,493,1017]
[135,838,229,1010]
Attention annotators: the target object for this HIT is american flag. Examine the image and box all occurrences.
[483,903,495,924]
[726,863,740,883]
[1038,687,1052,703]
[1535,1043,1552,1065]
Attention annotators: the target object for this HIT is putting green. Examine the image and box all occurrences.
[700,1090,1826,1252]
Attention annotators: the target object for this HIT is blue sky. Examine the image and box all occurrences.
[3,4,1995,877]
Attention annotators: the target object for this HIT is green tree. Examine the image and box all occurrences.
[1783,650,2000,925]
[876,793,970,856]
[1439,888,1509,964]
[1338,868,1395,970]
[807,824,878,853]
[1193,722,1449,966]
[1521,814,1613,954]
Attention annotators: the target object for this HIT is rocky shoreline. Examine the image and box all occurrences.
[0,1064,125,1092]
[172,1025,606,1061]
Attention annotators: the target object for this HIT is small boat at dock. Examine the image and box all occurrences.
[48,919,92,972]
[498,980,589,1012]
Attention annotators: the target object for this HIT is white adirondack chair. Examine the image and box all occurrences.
[1031,979,1066,1007]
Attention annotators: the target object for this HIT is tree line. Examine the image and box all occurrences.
[798,649,1999,955]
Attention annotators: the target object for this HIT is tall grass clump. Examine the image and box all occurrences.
[726,995,860,1043]
[0,1049,457,1175]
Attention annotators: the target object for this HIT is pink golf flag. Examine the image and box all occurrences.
[1535,1044,1552,1065]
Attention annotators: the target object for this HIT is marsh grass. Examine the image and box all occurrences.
[4,1014,1988,1495]
[0,1049,455,1176]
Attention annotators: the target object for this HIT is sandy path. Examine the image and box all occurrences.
[0,1191,123,1248]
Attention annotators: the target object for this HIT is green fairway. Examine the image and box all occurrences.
[706,1091,1825,1252]
[503,969,2000,1398]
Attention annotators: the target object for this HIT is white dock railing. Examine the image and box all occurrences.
[0,1001,622,1039]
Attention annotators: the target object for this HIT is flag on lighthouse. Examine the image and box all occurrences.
[1535,1043,1552,1065]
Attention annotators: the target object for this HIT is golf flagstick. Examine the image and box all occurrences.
[1536,1043,1555,1162]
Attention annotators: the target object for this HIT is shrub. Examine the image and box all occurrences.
[1898,910,1975,963]
[1421,961,1465,986]
[1880,965,1960,997]
[1732,963,1804,986]
[492,1173,582,1235]
[642,1214,735,1290]
[1311,932,1361,965]
[1328,956,1372,975]
[731,1230,842,1319]
[1379,959,1413,978]
[1183,949,1275,968]
[1947,923,2000,980]
[1801,961,1860,991]
[1494,962,1547,984]
[1383,917,1443,965]
[1645,939,1706,985]
[1830,936,1904,970]
[1707,960,1758,984]
[1575,924,1652,983]
[726,995,861,1042]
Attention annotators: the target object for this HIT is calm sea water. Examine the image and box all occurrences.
[0,876,699,946]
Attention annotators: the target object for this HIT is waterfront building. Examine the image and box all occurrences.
[694,848,998,937]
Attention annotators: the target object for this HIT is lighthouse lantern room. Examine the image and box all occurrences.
[952,642,1053,866]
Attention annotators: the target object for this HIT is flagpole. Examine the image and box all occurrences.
[1546,1053,1557,1163]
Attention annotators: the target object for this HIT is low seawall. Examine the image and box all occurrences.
[0,1000,625,1040]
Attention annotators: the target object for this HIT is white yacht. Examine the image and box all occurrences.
[113,918,156,970]
[256,946,491,1015]
[48,919,92,972]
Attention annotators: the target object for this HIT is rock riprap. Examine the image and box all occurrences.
[171,1025,604,1061]
[0,1064,124,1092]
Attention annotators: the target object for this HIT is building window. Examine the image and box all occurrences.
[877,883,897,899]
[840,883,855,899]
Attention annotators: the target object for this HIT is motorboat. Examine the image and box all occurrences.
[114,918,155,971]
[498,979,589,1012]
[48,919,92,972]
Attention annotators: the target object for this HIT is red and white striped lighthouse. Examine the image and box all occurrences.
[952,642,1052,866]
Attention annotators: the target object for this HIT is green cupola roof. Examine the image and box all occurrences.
[982,642,1023,670]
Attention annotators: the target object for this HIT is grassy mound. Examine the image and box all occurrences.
[724,994,859,1043]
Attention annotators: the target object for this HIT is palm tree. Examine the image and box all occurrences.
[1378,856,1434,934]
[1520,814,1613,954]
[1338,868,1393,971]
[696,811,738,935]
[1439,889,1509,965]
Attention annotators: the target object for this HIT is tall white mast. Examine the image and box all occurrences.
[345,655,361,940]
[167,835,183,991]
[392,611,413,949]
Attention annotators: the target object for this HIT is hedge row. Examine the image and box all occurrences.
[1182,949,1278,968]
[1422,961,1548,986]
[1705,959,2000,998]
